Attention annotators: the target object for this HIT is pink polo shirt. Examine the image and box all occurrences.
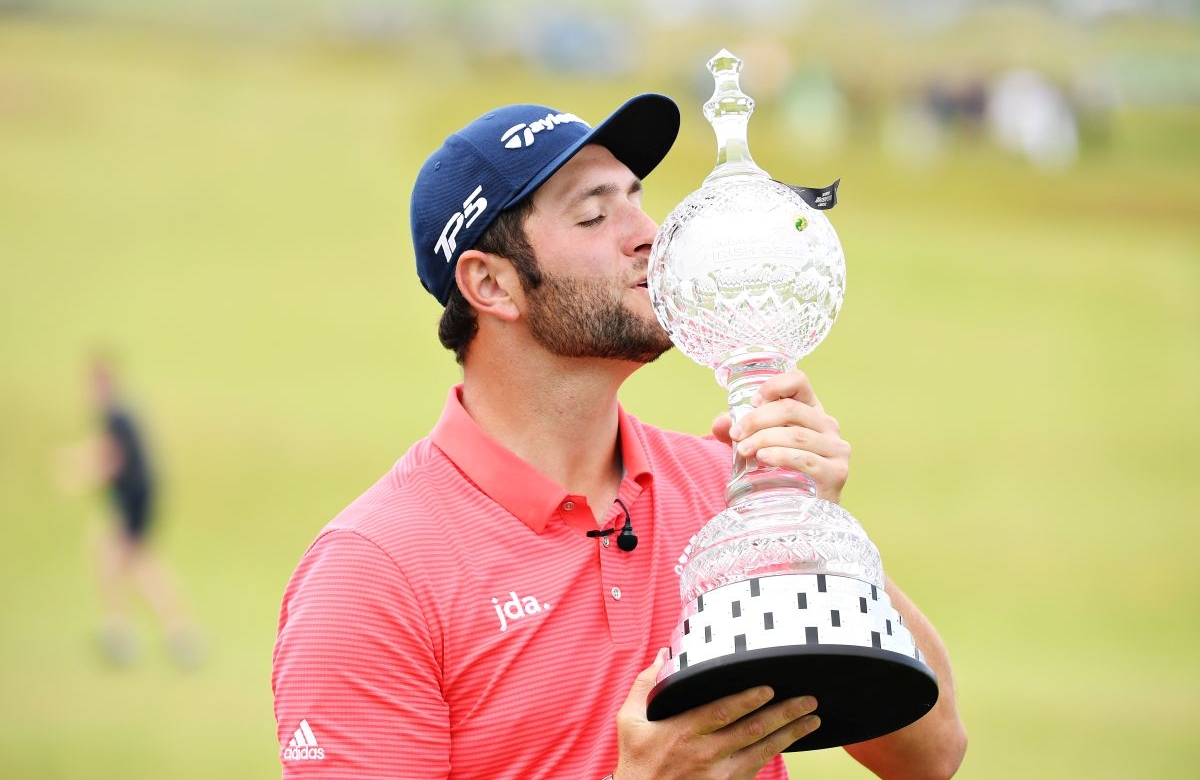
[273,385,789,779]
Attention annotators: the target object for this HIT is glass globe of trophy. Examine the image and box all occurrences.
[645,50,939,750]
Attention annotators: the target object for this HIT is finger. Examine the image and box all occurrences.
[754,447,848,497]
[711,412,734,445]
[742,449,849,487]
[735,400,840,446]
[755,370,822,410]
[733,708,822,769]
[683,685,776,736]
[710,695,818,773]
[736,421,845,460]
[622,648,668,714]
[725,695,818,745]
[753,445,837,472]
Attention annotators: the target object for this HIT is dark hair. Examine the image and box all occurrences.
[437,197,540,364]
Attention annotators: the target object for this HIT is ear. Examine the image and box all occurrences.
[455,249,522,322]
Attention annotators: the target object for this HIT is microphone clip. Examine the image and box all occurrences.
[615,498,638,552]
[586,500,638,552]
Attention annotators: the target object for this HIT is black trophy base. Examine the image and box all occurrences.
[646,644,938,751]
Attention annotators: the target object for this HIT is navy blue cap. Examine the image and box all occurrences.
[410,93,680,306]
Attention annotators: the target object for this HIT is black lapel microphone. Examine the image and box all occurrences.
[615,498,637,552]
[584,498,638,552]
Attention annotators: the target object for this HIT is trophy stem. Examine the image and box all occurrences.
[721,350,818,506]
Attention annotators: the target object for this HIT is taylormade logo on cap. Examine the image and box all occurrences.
[432,113,585,263]
[410,94,680,307]
[500,112,587,149]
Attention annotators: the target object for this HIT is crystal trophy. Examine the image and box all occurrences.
[645,50,938,750]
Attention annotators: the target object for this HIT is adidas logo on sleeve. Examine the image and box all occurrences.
[283,719,325,761]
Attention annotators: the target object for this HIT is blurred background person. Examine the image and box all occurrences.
[55,354,203,669]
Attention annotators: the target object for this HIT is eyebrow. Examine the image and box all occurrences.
[565,178,643,212]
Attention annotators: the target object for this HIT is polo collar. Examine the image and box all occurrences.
[429,385,652,534]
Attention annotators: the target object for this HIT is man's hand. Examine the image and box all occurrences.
[53,435,111,496]
[711,370,851,503]
[613,650,820,780]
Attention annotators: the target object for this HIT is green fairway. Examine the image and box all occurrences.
[1,15,1198,779]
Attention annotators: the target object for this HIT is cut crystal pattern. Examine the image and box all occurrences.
[650,179,845,371]
[678,493,883,604]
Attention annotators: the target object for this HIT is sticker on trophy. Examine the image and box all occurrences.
[782,178,841,210]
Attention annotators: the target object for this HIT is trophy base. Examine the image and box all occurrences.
[646,643,938,751]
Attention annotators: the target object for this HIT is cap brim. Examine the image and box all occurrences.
[506,93,680,207]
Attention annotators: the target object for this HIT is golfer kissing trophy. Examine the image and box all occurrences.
[645,50,938,750]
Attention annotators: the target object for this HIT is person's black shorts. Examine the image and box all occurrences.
[112,485,153,542]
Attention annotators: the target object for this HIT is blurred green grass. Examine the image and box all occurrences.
[1,17,1198,779]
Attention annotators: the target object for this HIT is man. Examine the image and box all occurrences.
[273,93,966,779]
[56,356,202,667]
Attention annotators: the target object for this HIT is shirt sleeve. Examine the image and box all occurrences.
[273,529,450,778]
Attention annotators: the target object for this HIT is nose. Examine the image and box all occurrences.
[626,204,659,259]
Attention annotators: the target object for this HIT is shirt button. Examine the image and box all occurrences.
[601,536,610,548]
[611,587,622,601]
[562,500,575,511]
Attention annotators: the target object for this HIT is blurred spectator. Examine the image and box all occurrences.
[780,62,850,156]
[1071,63,1120,150]
[56,355,203,669]
[524,5,633,77]
[924,75,988,135]
[881,72,987,167]
[986,68,1080,170]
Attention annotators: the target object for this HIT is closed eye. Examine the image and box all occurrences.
[578,214,605,227]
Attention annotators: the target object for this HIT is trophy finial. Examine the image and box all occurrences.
[703,49,766,184]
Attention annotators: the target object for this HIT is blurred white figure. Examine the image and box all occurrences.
[987,68,1079,170]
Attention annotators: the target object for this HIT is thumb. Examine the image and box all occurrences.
[711,413,734,445]
[623,648,668,714]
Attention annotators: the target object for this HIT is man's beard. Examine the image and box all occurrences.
[523,271,674,364]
